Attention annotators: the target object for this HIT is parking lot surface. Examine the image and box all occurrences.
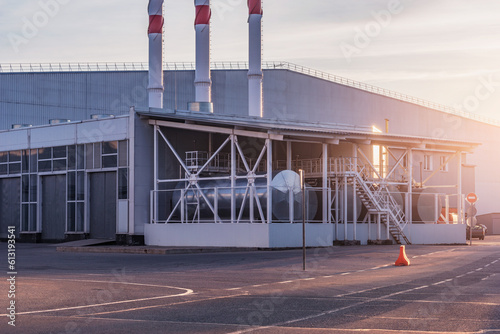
[1,236,500,333]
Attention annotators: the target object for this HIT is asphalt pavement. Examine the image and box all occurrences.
[1,236,500,333]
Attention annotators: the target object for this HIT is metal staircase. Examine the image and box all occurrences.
[337,159,411,245]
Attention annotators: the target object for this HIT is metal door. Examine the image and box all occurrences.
[0,178,20,238]
[41,174,66,241]
[89,172,116,239]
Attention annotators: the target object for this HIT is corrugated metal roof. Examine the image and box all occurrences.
[137,109,481,149]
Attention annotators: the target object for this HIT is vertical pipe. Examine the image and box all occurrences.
[335,179,339,240]
[445,195,449,224]
[377,213,381,240]
[194,0,212,103]
[248,0,263,117]
[148,0,164,109]
[353,177,357,241]
[368,214,371,242]
[352,144,358,241]
[214,187,218,223]
[128,107,136,232]
[231,135,236,223]
[434,193,439,224]
[286,141,292,170]
[386,214,390,240]
[250,185,255,223]
[457,152,463,224]
[343,175,348,240]
[153,124,158,223]
[408,148,413,224]
[266,139,272,224]
[322,143,328,224]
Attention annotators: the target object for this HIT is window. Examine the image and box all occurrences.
[424,155,433,171]
[440,156,449,172]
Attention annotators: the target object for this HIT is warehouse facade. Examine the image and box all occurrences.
[1,62,494,246]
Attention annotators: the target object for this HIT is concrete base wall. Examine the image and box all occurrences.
[404,224,466,244]
[144,222,467,247]
[144,223,334,248]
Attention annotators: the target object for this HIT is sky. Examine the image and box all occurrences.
[1,0,500,121]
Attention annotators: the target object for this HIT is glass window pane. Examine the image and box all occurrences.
[9,151,21,162]
[29,204,37,231]
[22,204,29,231]
[85,144,93,170]
[38,160,51,172]
[0,152,7,163]
[22,175,29,202]
[30,174,37,202]
[67,203,75,232]
[68,146,76,170]
[30,149,37,173]
[102,155,117,168]
[77,171,85,201]
[9,162,21,174]
[53,146,67,159]
[68,172,76,201]
[0,164,7,175]
[94,143,101,169]
[38,148,51,160]
[53,159,66,171]
[118,141,128,167]
[77,145,85,170]
[77,202,85,232]
[118,168,128,199]
[102,141,118,155]
[22,150,29,173]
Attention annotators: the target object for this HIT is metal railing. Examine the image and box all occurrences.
[2,60,498,126]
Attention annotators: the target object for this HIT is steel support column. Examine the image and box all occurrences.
[457,151,463,224]
[322,143,328,223]
[267,139,273,224]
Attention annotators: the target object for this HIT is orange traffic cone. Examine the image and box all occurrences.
[395,245,410,266]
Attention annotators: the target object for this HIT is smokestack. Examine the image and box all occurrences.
[148,0,164,109]
[248,0,263,118]
[194,0,211,103]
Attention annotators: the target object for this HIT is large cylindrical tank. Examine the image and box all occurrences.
[389,186,442,224]
[170,170,317,221]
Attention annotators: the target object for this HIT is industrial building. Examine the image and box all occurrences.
[1,0,499,247]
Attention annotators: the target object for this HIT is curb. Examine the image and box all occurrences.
[56,246,260,255]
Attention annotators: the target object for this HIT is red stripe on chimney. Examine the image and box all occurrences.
[195,5,211,25]
[148,15,164,34]
[248,0,262,15]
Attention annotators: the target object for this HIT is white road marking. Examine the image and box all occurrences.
[0,285,193,317]
[476,268,483,271]
[278,280,294,284]
[226,287,242,291]
[85,292,250,317]
[413,285,428,290]
[340,272,351,275]
[301,278,315,281]
[230,284,435,334]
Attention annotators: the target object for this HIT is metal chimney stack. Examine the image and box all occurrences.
[194,0,212,103]
[148,0,164,109]
[248,0,263,118]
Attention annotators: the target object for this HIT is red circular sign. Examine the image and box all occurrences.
[466,193,478,203]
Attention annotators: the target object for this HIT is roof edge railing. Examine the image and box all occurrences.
[1,61,498,126]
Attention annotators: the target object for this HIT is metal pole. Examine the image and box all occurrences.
[469,203,474,246]
[299,169,306,271]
